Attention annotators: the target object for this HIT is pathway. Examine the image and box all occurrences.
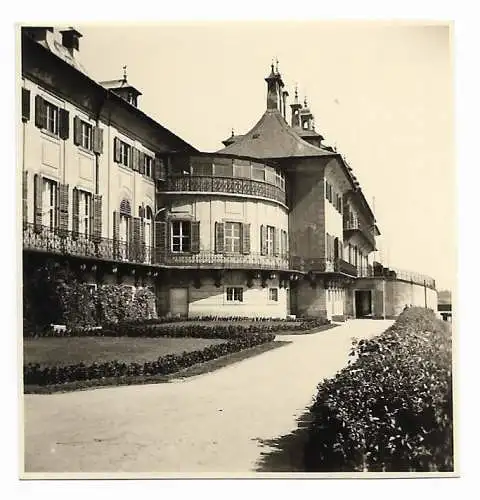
[23,319,393,474]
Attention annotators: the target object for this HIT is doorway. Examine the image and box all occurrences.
[169,287,189,317]
[355,290,372,318]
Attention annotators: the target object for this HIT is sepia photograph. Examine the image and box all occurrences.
[18,19,456,478]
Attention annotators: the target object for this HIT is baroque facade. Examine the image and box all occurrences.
[21,27,437,322]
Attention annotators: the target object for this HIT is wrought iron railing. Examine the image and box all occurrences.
[289,257,358,277]
[23,223,154,266]
[163,175,287,205]
[343,220,376,248]
[23,223,289,271]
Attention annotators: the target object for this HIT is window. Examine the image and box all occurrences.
[325,181,330,201]
[281,230,288,256]
[45,102,58,135]
[265,166,276,185]
[252,164,265,181]
[171,220,191,252]
[80,121,93,150]
[225,222,241,253]
[269,288,278,302]
[226,287,243,302]
[144,155,153,178]
[275,169,285,190]
[266,225,275,255]
[79,190,92,237]
[119,141,131,168]
[42,178,57,230]
[119,214,129,243]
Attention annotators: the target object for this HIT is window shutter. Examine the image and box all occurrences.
[128,146,133,169]
[139,218,146,261]
[92,194,102,243]
[131,148,138,172]
[190,221,200,254]
[58,184,69,237]
[58,109,70,140]
[92,126,104,154]
[114,137,121,163]
[34,95,46,129]
[73,116,82,146]
[154,157,166,180]
[133,217,141,261]
[113,210,120,259]
[22,88,30,122]
[138,205,145,219]
[260,224,267,256]
[154,221,167,263]
[274,227,280,256]
[241,223,251,255]
[214,222,225,254]
[22,171,28,228]
[138,152,146,175]
[55,185,60,231]
[72,188,79,239]
[33,174,43,232]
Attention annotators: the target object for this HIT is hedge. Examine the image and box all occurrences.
[25,317,330,339]
[24,333,275,386]
[304,307,453,472]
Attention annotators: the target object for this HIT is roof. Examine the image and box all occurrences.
[100,79,142,96]
[221,134,245,147]
[293,127,324,139]
[217,110,334,159]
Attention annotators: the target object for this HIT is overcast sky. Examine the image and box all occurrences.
[76,21,454,290]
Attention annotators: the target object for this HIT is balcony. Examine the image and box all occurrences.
[343,220,376,249]
[23,223,154,266]
[23,223,290,272]
[163,175,287,206]
[289,257,358,277]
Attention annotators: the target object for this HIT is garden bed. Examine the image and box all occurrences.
[23,337,227,367]
[23,332,277,391]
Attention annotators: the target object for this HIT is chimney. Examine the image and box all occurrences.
[22,27,53,43]
[290,85,302,127]
[60,28,82,55]
[282,90,289,120]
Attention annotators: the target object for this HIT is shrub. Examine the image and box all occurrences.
[24,317,330,339]
[23,333,275,386]
[304,307,453,472]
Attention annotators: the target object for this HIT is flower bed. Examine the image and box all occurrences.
[24,317,330,339]
[24,333,275,386]
[304,307,453,472]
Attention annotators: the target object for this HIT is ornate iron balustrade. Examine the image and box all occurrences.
[23,223,290,271]
[164,175,287,205]
[357,265,374,278]
[158,250,290,271]
[289,257,358,277]
[344,220,376,248]
[23,223,154,266]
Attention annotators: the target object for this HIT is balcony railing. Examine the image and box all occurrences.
[23,223,154,265]
[344,220,376,248]
[164,175,287,205]
[373,265,436,289]
[23,223,289,271]
[289,257,358,277]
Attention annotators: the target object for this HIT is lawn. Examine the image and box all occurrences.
[23,337,227,367]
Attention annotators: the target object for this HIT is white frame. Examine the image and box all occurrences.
[171,220,191,253]
[226,286,243,303]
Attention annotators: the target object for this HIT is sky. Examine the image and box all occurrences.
[76,21,455,291]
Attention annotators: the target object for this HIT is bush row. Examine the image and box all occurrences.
[25,317,330,339]
[304,307,453,472]
[24,333,275,386]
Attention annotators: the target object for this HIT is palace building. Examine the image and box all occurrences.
[20,27,437,322]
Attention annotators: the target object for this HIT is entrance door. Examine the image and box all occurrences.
[170,288,188,317]
[355,290,372,318]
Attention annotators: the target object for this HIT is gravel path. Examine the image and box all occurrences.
[23,319,393,475]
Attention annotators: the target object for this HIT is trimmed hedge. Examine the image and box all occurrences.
[304,307,453,472]
[24,333,275,386]
[25,317,330,339]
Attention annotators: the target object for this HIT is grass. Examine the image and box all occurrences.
[273,323,337,336]
[23,337,227,367]
[24,340,291,394]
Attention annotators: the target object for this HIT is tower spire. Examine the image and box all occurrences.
[122,65,127,82]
